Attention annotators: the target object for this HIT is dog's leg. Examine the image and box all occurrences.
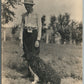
[29,66,39,84]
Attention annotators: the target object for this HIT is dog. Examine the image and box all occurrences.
[27,55,61,84]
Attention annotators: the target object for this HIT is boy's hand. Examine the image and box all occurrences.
[35,40,40,47]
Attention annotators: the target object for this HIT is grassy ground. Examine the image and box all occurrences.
[2,40,83,84]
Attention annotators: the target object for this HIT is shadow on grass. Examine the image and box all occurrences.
[6,55,29,78]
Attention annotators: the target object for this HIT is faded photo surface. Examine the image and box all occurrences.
[1,0,83,84]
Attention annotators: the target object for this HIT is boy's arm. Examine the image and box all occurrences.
[37,14,42,41]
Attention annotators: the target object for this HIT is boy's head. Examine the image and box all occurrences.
[24,4,33,13]
[23,0,35,13]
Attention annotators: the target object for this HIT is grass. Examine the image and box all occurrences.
[2,40,83,84]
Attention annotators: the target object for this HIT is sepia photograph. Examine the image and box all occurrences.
[1,0,83,84]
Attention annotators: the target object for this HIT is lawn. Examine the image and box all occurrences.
[2,40,83,84]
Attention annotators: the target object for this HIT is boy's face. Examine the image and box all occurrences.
[24,4,33,13]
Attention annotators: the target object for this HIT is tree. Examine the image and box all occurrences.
[2,0,17,24]
[78,22,83,31]
[63,13,70,26]
[41,15,46,27]
[70,20,78,32]
[57,13,71,44]
[58,14,64,29]
[41,15,46,38]
[58,13,70,28]
[50,16,56,26]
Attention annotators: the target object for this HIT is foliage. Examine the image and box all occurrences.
[50,16,56,26]
[58,14,64,28]
[12,25,19,34]
[41,15,46,27]
[48,12,82,44]
[78,22,83,30]
[63,13,70,26]
[58,13,70,28]
[2,0,17,24]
